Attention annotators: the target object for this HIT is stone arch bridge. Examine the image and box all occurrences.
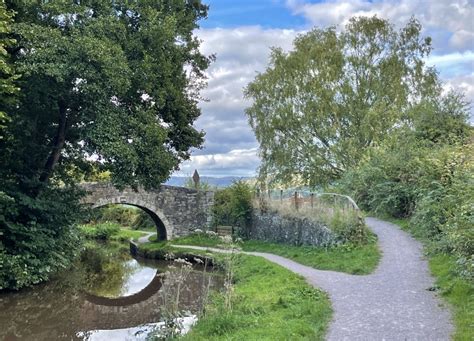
[80,182,214,240]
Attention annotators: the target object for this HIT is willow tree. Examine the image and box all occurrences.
[0,0,212,290]
[245,16,439,186]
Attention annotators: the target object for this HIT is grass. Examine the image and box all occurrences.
[171,233,223,247]
[242,240,380,275]
[79,222,148,242]
[371,214,474,340]
[429,254,473,340]
[182,254,332,340]
[110,229,147,242]
[142,232,380,275]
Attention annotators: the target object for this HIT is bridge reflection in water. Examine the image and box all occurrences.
[0,257,223,341]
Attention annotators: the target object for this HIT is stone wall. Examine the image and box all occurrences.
[250,209,336,247]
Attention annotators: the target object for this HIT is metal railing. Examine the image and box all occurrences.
[257,189,360,213]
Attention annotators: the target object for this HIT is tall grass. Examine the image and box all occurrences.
[257,195,371,244]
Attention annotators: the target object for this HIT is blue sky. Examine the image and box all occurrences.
[201,0,306,28]
[176,0,474,178]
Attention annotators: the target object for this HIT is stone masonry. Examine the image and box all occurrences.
[250,209,336,247]
[80,182,214,240]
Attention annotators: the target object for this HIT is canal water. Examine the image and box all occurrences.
[0,243,222,340]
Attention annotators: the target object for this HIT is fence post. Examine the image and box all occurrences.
[310,193,314,209]
[294,191,298,211]
[280,189,283,203]
[268,189,271,200]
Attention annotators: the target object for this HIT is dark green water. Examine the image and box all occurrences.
[0,243,222,340]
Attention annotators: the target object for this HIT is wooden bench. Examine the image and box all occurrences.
[216,225,233,236]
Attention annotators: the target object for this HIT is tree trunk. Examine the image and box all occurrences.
[39,102,67,183]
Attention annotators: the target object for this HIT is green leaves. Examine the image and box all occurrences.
[245,16,441,187]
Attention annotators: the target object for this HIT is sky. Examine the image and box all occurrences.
[175,0,474,178]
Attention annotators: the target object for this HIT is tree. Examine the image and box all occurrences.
[0,0,212,290]
[0,0,18,139]
[2,0,212,188]
[245,16,441,187]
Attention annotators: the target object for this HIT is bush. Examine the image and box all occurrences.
[339,131,474,278]
[0,183,83,290]
[212,181,253,238]
[79,222,121,240]
[327,210,371,245]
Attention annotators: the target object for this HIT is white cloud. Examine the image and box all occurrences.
[286,0,474,51]
[177,148,260,177]
[182,27,299,176]
[427,51,474,65]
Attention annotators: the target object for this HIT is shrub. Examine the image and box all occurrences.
[339,131,474,278]
[79,222,121,240]
[212,181,253,238]
[0,184,83,290]
[327,210,370,245]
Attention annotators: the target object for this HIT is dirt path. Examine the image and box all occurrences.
[172,217,454,340]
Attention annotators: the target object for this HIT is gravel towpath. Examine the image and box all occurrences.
[137,231,155,244]
[172,217,453,340]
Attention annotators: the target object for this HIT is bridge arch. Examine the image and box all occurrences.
[91,195,172,241]
[80,182,214,240]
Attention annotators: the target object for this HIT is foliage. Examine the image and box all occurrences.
[0,184,83,290]
[78,222,146,241]
[131,209,156,230]
[86,205,136,226]
[212,181,253,238]
[339,126,473,278]
[3,0,212,188]
[183,255,332,340]
[429,254,474,341]
[0,0,18,138]
[326,210,371,245]
[78,222,121,240]
[245,16,441,186]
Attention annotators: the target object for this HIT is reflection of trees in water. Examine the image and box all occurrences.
[80,242,135,298]
[0,246,223,341]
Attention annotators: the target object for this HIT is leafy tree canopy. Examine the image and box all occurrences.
[2,0,212,189]
[0,1,18,138]
[245,16,470,187]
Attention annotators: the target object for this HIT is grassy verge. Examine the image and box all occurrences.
[144,232,380,275]
[79,222,148,242]
[110,229,147,242]
[242,240,380,275]
[373,214,473,340]
[183,254,332,340]
[430,254,473,340]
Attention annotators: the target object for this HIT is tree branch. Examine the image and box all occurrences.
[39,101,67,183]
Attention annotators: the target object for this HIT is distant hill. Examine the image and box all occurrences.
[165,176,251,188]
